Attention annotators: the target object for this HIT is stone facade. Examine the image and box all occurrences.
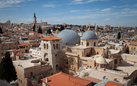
[129,42,137,55]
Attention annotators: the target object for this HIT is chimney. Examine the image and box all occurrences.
[46,77,48,83]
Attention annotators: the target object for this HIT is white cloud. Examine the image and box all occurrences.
[122,8,130,12]
[87,0,105,3]
[70,10,91,12]
[69,0,83,5]
[69,0,106,5]
[0,0,34,8]
[70,10,80,12]
[101,8,111,11]
[42,4,56,7]
[105,18,110,20]
[74,0,83,1]
[135,4,137,7]
[116,17,120,19]
[112,5,128,8]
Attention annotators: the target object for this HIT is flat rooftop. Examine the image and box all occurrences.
[77,68,129,84]
[13,57,41,69]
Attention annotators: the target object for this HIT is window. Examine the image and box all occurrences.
[47,44,48,49]
[131,47,133,50]
[134,48,136,51]
[53,44,55,49]
[66,59,68,64]
[44,44,46,49]
[56,65,58,68]
[87,42,89,46]
[46,58,49,61]
[56,44,58,49]
[114,59,117,64]
[94,42,96,46]
[30,72,33,76]
[44,53,48,58]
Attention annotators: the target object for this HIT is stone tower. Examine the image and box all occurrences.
[33,13,37,25]
[41,36,61,74]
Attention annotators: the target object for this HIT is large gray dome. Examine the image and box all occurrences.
[57,30,80,45]
[81,30,98,40]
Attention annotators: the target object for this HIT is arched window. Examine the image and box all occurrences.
[44,53,48,61]
[131,47,133,50]
[47,44,48,49]
[134,48,136,51]
[44,53,48,57]
[87,42,89,46]
[66,59,68,64]
[46,58,49,61]
[94,42,96,46]
[53,44,55,49]
[56,44,58,49]
[30,72,33,76]
[44,44,46,49]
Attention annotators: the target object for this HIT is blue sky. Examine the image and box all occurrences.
[0,0,137,26]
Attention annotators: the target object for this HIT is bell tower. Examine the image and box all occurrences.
[41,36,61,74]
[33,13,37,25]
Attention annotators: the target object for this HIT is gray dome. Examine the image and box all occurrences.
[81,30,97,40]
[57,30,80,45]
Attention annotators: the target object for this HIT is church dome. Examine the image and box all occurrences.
[81,30,97,40]
[57,30,80,45]
[96,56,107,64]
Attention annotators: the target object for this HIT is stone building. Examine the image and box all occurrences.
[129,42,137,55]
[13,29,131,86]
[13,56,52,86]
[41,36,61,74]
[0,41,19,62]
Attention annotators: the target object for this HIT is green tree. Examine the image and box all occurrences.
[38,26,42,34]
[117,32,121,39]
[0,27,3,34]
[47,29,51,34]
[0,52,17,82]
[59,25,64,31]
[52,25,56,31]
[33,24,35,32]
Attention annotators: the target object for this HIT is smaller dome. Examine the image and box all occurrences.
[96,56,107,64]
[81,30,97,40]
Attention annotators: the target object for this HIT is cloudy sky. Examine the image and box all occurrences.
[0,0,137,26]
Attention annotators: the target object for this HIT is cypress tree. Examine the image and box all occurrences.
[0,52,17,82]
[0,27,3,34]
[38,26,42,34]
[33,24,35,32]
[117,32,121,39]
